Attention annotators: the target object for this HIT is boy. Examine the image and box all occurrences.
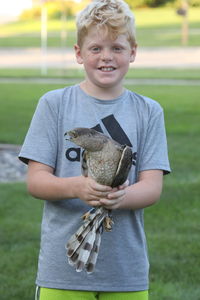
[19,0,170,299]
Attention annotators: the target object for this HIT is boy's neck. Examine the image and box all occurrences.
[80,80,125,100]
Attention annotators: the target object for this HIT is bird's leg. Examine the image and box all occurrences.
[104,209,114,232]
[82,208,96,221]
[82,207,113,231]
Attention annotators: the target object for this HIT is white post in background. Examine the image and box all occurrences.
[176,0,189,46]
[61,0,67,49]
[41,0,48,75]
[181,0,189,46]
[61,0,67,74]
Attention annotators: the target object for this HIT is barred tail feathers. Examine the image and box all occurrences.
[66,208,97,250]
[66,207,110,273]
[75,225,97,272]
[66,222,93,257]
[86,226,102,274]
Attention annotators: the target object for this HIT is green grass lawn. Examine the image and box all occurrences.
[0,81,200,145]
[0,79,200,299]
[1,67,200,80]
[0,83,66,144]
[0,7,200,47]
[0,183,43,300]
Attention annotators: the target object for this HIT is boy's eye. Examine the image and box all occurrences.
[91,47,101,53]
[113,47,123,52]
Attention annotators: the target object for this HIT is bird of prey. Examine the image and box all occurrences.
[65,127,132,273]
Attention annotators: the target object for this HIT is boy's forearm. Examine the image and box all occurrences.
[98,170,163,210]
[27,170,81,201]
[101,170,163,210]
[119,178,163,210]
[27,161,113,204]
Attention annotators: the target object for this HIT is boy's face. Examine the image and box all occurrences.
[75,27,137,93]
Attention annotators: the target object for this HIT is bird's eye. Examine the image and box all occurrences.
[71,131,78,138]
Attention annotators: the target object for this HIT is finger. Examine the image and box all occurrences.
[99,198,115,206]
[89,179,112,192]
[86,199,101,207]
[95,190,110,198]
[87,189,110,200]
[86,177,113,193]
[107,189,125,199]
[100,198,121,209]
[110,187,118,192]
[94,183,113,192]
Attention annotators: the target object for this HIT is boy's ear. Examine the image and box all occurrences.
[74,44,83,64]
[130,44,137,63]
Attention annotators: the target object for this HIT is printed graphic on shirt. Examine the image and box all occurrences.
[65,114,137,165]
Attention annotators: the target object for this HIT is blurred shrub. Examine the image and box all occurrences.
[19,0,200,20]
[126,0,175,8]
[20,1,74,21]
[146,0,175,7]
[19,0,92,21]
[189,0,200,6]
[20,6,41,20]
[126,0,200,8]
[47,1,74,18]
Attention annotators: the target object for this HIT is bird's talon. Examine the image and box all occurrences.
[82,211,91,220]
[104,216,114,232]
[82,208,96,221]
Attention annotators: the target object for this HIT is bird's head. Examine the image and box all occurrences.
[65,127,108,151]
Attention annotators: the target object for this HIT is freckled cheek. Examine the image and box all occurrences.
[119,54,130,63]
[84,53,97,63]
[85,60,99,70]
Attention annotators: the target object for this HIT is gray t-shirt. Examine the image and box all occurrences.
[19,85,170,292]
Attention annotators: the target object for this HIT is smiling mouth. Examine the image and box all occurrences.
[98,67,116,71]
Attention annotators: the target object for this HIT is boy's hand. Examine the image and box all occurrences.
[99,180,129,209]
[76,176,113,207]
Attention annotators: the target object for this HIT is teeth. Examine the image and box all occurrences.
[100,67,114,71]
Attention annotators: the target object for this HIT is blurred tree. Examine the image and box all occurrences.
[125,0,195,8]
[128,0,200,7]
[20,0,200,20]
[188,0,200,5]
[20,6,41,20]
[20,0,92,20]
[146,0,175,7]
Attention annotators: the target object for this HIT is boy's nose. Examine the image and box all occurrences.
[101,49,113,61]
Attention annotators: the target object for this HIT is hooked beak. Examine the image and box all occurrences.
[64,130,77,141]
[64,131,70,141]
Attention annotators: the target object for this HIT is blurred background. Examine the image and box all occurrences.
[0,0,200,72]
[0,1,200,299]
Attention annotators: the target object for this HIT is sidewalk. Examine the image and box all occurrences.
[1,47,200,69]
[0,77,199,86]
[0,144,27,182]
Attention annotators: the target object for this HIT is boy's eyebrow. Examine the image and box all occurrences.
[87,41,126,47]
[112,42,125,47]
[86,41,101,47]
[89,43,101,47]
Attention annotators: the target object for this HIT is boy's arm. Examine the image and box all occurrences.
[27,160,113,206]
[28,161,163,210]
[100,170,163,210]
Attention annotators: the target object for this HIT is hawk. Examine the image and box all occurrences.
[65,127,132,273]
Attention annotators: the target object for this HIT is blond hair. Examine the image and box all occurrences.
[76,0,136,47]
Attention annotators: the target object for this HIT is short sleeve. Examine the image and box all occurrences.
[138,107,171,175]
[19,93,58,168]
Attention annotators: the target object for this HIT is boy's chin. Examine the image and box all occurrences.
[92,77,122,88]
[96,81,121,89]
